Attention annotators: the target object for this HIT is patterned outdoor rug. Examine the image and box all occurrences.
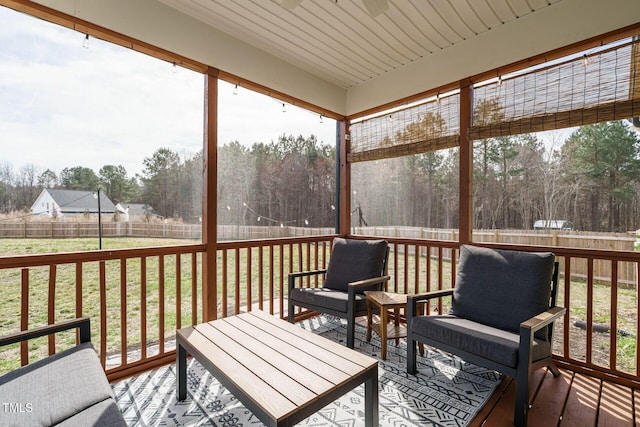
[112,315,501,426]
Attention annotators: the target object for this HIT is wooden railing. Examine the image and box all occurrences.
[544,245,640,387]
[213,236,338,319]
[0,244,206,381]
[1,235,639,388]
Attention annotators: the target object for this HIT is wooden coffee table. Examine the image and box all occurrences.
[176,310,378,427]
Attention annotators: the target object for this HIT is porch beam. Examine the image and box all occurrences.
[459,80,473,244]
[203,68,218,321]
[339,120,350,235]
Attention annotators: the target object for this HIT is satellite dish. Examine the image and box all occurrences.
[280,0,389,17]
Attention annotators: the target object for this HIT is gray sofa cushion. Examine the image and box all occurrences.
[323,238,388,293]
[289,287,368,313]
[411,315,551,368]
[56,399,126,427]
[0,342,125,427]
[451,245,555,339]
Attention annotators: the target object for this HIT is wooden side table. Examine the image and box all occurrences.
[365,291,408,360]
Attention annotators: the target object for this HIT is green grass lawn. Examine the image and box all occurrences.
[0,238,201,373]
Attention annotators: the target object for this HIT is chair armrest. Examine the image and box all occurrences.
[520,306,566,333]
[288,269,327,280]
[519,306,566,366]
[347,275,392,303]
[408,289,454,303]
[348,275,391,289]
[0,317,91,347]
[407,289,454,319]
[288,269,327,291]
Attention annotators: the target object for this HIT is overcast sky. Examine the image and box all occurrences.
[0,6,336,177]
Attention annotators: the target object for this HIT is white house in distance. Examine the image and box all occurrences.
[31,188,116,219]
[115,203,156,221]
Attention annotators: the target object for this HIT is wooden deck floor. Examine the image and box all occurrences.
[471,367,639,427]
[287,311,639,426]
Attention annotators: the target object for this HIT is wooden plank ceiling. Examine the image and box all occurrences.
[157,0,563,89]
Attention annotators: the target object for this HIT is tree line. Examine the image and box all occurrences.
[217,134,336,228]
[0,149,203,223]
[353,119,640,232]
[3,119,639,232]
[221,120,640,233]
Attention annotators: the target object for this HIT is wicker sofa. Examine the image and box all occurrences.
[0,317,126,427]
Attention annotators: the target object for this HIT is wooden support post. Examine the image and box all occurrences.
[338,120,351,236]
[203,68,218,321]
[459,80,473,244]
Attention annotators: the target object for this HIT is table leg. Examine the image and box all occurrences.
[380,306,387,360]
[418,302,425,356]
[177,343,187,401]
[393,307,400,345]
[366,298,372,342]
[365,366,379,427]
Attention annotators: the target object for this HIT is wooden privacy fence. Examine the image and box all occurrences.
[3,223,637,250]
[354,226,636,251]
[0,221,202,239]
[1,222,638,285]
[354,227,639,286]
[0,222,327,240]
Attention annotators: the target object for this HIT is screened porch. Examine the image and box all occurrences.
[1,0,640,426]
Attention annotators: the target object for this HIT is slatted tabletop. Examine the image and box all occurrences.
[176,310,378,427]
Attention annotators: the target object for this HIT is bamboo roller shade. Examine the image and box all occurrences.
[349,35,640,163]
[471,37,640,139]
[349,93,460,163]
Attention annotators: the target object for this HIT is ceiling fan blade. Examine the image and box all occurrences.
[362,0,388,17]
[280,0,302,9]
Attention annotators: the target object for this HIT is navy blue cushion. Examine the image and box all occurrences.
[410,315,551,368]
[323,238,388,293]
[451,245,555,338]
[289,287,368,313]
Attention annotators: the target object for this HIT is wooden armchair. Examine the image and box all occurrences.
[288,238,390,348]
[407,245,566,427]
